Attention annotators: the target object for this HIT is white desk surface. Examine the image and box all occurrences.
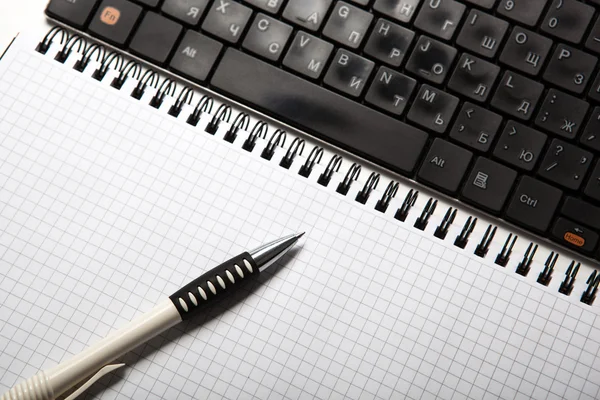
[0,0,51,53]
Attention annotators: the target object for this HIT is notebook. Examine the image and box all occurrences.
[1,29,600,400]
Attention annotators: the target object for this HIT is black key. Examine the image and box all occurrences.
[282,0,332,31]
[88,0,142,46]
[162,0,208,25]
[461,157,517,213]
[414,0,465,41]
[405,36,457,85]
[544,45,597,95]
[324,49,374,97]
[491,71,543,120]
[417,138,473,194]
[129,12,182,65]
[349,0,370,5]
[585,162,600,202]
[499,27,552,76]
[506,176,562,233]
[323,2,373,49]
[496,0,547,27]
[407,85,459,134]
[245,0,284,13]
[464,0,496,9]
[212,49,429,174]
[535,89,589,140]
[364,18,415,67]
[588,74,600,103]
[538,139,592,191]
[541,0,593,44]
[169,30,222,82]
[450,103,502,152]
[46,0,98,28]
[243,14,293,61]
[202,0,252,43]
[586,18,600,55]
[283,32,333,79]
[561,197,600,230]
[456,10,508,58]
[551,218,598,255]
[448,53,499,103]
[493,121,546,172]
[365,67,416,116]
[373,0,421,23]
[581,107,600,153]
[134,0,159,6]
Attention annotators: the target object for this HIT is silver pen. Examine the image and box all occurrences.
[2,233,304,400]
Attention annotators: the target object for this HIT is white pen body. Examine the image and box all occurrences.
[1,299,181,400]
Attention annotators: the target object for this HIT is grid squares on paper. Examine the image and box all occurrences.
[1,38,600,400]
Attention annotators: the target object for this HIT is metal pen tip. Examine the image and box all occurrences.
[295,232,305,240]
[250,232,305,272]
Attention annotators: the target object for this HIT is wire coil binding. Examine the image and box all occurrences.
[38,27,600,305]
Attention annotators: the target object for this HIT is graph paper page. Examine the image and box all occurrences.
[1,35,600,400]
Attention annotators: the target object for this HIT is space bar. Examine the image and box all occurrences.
[210,49,428,175]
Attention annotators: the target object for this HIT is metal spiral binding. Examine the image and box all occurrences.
[54,34,84,63]
[111,59,142,89]
[38,27,600,306]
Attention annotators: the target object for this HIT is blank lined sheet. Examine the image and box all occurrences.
[1,36,600,400]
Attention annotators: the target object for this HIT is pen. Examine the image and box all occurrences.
[2,233,304,400]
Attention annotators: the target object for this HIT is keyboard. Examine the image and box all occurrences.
[46,0,600,261]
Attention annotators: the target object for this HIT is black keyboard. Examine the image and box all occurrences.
[46,0,600,261]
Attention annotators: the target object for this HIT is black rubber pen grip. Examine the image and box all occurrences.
[169,252,259,320]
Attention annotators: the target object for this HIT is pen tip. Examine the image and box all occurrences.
[296,232,305,240]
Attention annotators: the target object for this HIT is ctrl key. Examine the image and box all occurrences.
[505,176,563,233]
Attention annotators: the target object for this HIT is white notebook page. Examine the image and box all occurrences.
[1,35,600,400]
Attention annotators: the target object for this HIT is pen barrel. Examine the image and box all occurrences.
[41,299,180,399]
[169,252,259,321]
[1,371,52,400]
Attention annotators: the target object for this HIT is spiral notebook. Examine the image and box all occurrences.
[2,30,600,400]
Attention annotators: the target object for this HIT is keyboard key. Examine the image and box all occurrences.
[243,14,293,61]
[282,0,332,31]
[497,0,547,27]
[499,27,552,76]
[589,74,600,103]
[212,49,429,175]
[245,0,284,13]
[348,0,370,5]
[417,138,473,194]
[561,197,600,230]
[283,32,333,79]
[133,0,159,6]
[585,162,600,202]
[46,0,98,28]
[448,53,499,103]
[464,0,496,8]
[89,0,142,46]
[202,0,252,43]
[365,67,416,116]
[323,2,373,49]
[551,217,599,255]
[491,71,543,120]
[493,121,546,172]
[162,0,208,25]
[541,0,593,44]
[129,12,182,64]
[373,0,421,24]
[543,45,597,95]
[450,103,502,152]
[169,30,222,82]
[364,19,414,67]
[407,85,459,134]
[461,157,517,213]
[405,36,457,85]
[506,176,562,233]
[535,89,588,140]
[586,18,600,55]
[414,0,465,41]
[538,139,592,191]
[324,49,374,97]
[581,107,600,153]
[456,10,508,58]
